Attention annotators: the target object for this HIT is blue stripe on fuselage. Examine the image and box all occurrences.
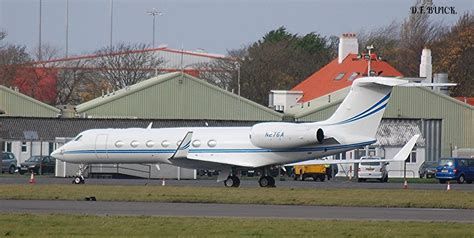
[63,140,376,155]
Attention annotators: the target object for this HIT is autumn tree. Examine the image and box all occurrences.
[432,13,474,96]
[94,43,166,88]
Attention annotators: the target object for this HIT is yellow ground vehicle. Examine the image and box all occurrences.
[293,165,327,181]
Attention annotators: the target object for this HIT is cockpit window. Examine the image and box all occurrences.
[74,135,83,141]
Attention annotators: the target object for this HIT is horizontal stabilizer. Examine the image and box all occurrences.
[287,134,420,166]
[170,131,193,159]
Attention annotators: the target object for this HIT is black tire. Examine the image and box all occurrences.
[457,175,465,184]
[312,175,319,181]
[319,175,325,182]
[19,170,25,175]
[467,180,473,184]
[259,176,269,187]
[73,176,84,184]
[8,165,15,174]
[267,176,275,187]
[231,176,240,188]
[301,175,306,181]
[358,178,365,182]
[224,177,234,187]
[439,179,447,184]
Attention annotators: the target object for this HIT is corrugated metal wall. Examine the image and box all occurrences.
[0,86,60,117]
[423,119,442,161]
[296,87,474,158]
[78,73,282,121]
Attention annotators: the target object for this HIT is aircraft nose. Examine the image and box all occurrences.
[51,147,65,161]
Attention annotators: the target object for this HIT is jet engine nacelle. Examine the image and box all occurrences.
[250,122,324,149]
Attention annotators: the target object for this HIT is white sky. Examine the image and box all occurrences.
[0,0,472,57]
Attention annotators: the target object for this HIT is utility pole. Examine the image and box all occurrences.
[146,8,162,48]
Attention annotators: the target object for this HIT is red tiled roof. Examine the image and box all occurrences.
[454,97,474,106]
[292,54,403,102]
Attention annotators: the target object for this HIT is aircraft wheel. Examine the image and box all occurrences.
[224,177,234,187]
[231,176,240,187]
[259,176,275,187]
[73,176,85,184]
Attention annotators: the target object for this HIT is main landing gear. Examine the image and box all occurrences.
[224,175,240,187]
[258,176,275,188]
[72,164,88,184]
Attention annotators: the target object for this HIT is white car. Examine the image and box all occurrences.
[358,156,389,183]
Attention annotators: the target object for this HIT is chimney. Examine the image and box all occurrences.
[419,48,432,83]
[338,33,358,64]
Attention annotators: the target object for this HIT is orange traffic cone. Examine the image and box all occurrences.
[29,172,36,184]
[403,180,408,189]
[446,181,451,191]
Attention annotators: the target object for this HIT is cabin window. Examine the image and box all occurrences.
[115,141,124,148]
[161,140,170,147]
[192,140,201,147]
[21,142,28,152]
[207,139,217,147]
[146,140,155,148]
[130,140,139,148]
[176,140,182,146]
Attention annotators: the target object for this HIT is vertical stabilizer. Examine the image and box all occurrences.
[321,77,408,139]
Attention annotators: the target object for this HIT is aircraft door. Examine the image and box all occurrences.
[95,134,109,160]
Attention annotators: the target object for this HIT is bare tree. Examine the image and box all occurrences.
[0,30,31,86]
[94,43,166,88]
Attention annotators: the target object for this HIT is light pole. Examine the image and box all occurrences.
[234,61,241,96]
[65,0,69,57]
[110,0,114,47]
[366,45,374,76]
[146,8,162,48]
[38,0,42,60]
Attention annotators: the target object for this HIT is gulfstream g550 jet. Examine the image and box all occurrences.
[52,77,435,187]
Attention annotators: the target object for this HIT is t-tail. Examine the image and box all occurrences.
[318,77,412,141]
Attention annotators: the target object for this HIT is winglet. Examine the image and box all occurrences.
[392,134,420,161]
[171,131,193,159]
[147,123,153,129]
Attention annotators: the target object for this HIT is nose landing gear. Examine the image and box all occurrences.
[72,164,88,184]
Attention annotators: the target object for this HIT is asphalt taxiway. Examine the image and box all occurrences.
[0,200,472,222]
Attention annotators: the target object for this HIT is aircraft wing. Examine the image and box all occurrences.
[287,134,420,166]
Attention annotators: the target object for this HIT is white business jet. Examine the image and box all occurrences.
[52,77,435,187]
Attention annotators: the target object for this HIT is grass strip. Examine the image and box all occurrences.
[0,185,473,209]
[0,214,473,237]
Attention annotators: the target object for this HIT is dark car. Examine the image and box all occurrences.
[1,152,17,174]
[418,161,438,178]
[436,158,474,184]
[18,156,56,175]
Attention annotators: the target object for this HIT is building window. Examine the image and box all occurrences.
[348,72,359,81]
[48,142,54,154]
[21,142,27,152]
[4,142,12,152]
[406,149,417,163]
[334,73,345,80]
